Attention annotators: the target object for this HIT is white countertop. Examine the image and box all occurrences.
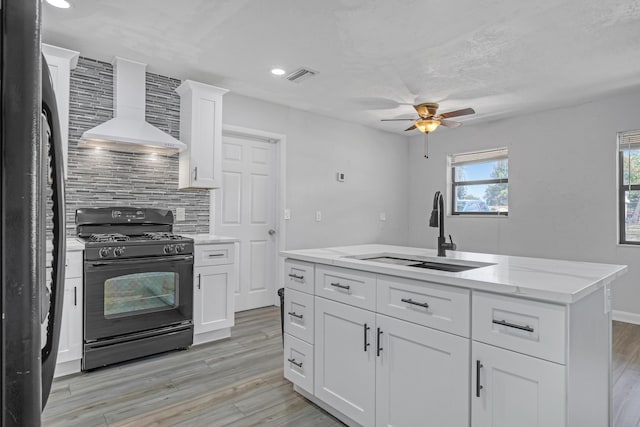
[66,237,85,252]
[46,237,85,253]
[183,234,239,244]
[280,244,627,304]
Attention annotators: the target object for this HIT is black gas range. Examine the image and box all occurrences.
[76,207,194,370]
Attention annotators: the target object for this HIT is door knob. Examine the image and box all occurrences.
[268,229,276,236]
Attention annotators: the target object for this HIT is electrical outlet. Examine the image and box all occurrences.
[284,209,291,220]
[337,172,345,182]
[315,211,322,222]
[176,207,186,221]
[379,212,387,221]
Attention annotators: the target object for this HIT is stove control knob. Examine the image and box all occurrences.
[163,245,173,254]
[114,247,124,257]
[99,247,111,258]
[175,245,184,253]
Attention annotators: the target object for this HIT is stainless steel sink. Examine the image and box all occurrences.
[351,254,494,272]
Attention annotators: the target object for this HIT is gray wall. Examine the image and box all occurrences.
[65,57,410,248]
[222,93,411,249]
[407,88,640,316]
[65,57,210,234]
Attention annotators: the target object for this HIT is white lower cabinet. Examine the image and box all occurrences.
[55,251,83,377]
[284,334,314,394]
[57,277,82,364]
[376,314,469,427]
[193,243,237,345]
[284,288,314,343]
[472,341,565,427]
[315,297,376,426]
[194,264,235,334]
[285,259,608,427]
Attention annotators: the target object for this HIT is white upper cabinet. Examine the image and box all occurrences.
[176,80,228,189]
[42,43,79,179]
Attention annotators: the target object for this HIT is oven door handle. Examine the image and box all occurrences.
[89,255,194,267]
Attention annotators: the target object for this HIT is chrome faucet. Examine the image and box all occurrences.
[429,191,456,257]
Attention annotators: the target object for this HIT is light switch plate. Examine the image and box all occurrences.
[315,211,322,222]
[176,207,186,221]
[379,212,387,221]
[284,209,291,220]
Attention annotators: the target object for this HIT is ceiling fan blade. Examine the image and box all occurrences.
[404,125,417,131]
[381,118,416,122]
[440,120,462,128]
[439,107,475,119]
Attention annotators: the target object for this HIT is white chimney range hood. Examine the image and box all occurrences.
[78,57,186,155]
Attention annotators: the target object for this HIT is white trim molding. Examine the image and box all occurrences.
[613,310,640,325]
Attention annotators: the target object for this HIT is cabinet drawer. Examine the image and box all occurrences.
[472,291,566,364]
[284,288,314,344]
[315,265,376,311]
[284,259,315,294]
[65,251,83,279]
[284,334,314,395]
[377,275,470,337]
[195,243,234,267]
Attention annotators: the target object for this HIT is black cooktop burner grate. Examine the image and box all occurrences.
[89,233,130,243]
[143,232,185,241]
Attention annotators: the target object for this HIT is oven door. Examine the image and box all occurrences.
[84,255,193,341]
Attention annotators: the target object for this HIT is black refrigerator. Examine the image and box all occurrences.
[1,0,67,425]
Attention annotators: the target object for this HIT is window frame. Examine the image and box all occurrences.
[618,130,640,245]
[449,148,509,217]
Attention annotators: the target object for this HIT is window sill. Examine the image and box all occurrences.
[448,214,508,219]
[616,242,640,247]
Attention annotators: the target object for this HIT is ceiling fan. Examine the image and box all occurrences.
[381,102,475,133]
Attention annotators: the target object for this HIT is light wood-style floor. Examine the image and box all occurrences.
[43,307,343,427]
[43,309,640,426]
[613,320,640,426]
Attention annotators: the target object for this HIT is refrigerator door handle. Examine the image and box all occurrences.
[40,55,67,409]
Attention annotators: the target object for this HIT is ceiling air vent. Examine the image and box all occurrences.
[285,67,318,83]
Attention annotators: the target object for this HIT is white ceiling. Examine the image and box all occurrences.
[42,0,640,134]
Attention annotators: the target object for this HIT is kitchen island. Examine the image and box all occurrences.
[280,244,626,427]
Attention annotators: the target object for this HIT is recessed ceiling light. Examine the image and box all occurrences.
[45,0,71,9]
[271,68,286,76]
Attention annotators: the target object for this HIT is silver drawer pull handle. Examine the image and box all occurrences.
[288,273,304,280]
[287,311,303,319]
[287,358,303,368]
[330,282,351,290]
[208,253,225,257]
[401,298,429,309]
[492,319,534,333]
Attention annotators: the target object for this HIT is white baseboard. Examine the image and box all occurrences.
[613,310,640,325]
[192,327,231,346]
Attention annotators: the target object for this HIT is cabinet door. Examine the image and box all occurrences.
[57,277,83,364]
[189,94,219,188]
[194,264,235,334]
[177,80,228,189]
[376,314,469,427]
[472,341,565,427]
[315,297,376,427]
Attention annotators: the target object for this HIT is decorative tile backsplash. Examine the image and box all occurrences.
[63,57,210,235]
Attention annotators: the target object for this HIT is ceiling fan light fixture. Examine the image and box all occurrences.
[415,119,441,133]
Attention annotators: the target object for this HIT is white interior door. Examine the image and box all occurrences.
[215,135,276,312]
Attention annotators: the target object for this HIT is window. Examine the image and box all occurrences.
[618,130,640,244]
[449,148,508,215]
